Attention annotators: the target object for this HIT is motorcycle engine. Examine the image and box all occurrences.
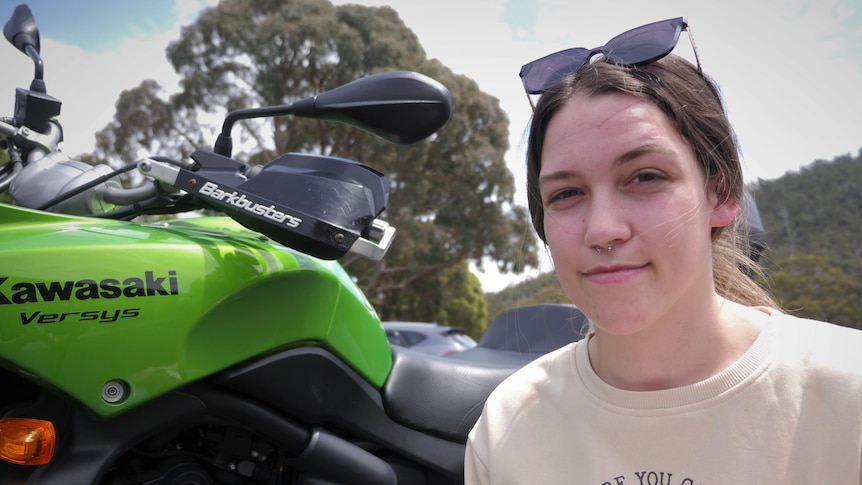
[158,463,213,484]
[101,424,281,485]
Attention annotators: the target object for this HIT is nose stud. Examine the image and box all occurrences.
[595,244,614,254]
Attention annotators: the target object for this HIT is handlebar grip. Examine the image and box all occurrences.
[101,184,158,205]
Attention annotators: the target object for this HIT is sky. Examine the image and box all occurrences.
[1,0,860,292]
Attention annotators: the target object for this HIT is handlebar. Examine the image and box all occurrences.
[0,115,183,215]
[0,116,59,154]
[102,184,159,206]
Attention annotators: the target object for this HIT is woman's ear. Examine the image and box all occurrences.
[708,175,738,228]
[710,197,738,228]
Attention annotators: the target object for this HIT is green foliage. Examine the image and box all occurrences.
[89,0,537,324]
[765,254,862,328]
[753,152,862,280]
[437,261,488,338]
[374,259,488,336]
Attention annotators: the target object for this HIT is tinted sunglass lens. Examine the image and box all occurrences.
[604,19,682,66]
[521,47,590,94]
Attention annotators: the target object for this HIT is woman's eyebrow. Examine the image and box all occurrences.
[539,143,676,186]
[618,143,676,163]
[538,169,578,187]
[539,143,675,187]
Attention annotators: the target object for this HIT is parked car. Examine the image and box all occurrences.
[382,322,478,355]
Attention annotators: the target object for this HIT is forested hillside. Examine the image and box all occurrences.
[486,150,862,330]
[752,150,862,327]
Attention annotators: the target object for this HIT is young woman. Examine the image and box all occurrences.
[465,17,862,484]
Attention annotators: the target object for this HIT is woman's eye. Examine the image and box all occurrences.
[632,171,665,184]
[546,188,581,205]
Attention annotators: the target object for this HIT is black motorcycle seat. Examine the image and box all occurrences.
[383,304,589,443]
[382,346,519,443]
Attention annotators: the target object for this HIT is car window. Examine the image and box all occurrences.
[401,331,427,346]
[449,332,477,348]
[386,331,405,347]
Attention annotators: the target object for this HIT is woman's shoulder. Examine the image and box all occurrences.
[767,310,862,378]
[770,309,862,342]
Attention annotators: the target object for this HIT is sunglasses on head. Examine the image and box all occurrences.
[519,17,700,96]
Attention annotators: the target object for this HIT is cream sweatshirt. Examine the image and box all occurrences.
[465,310,862,484]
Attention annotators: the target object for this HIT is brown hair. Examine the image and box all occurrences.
[525,55,776,308]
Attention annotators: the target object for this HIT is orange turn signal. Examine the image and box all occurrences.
[0,418,55,465]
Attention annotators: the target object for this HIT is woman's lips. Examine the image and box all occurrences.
[583,263,648,284]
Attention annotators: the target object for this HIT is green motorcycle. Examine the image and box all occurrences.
[0,4,566,484]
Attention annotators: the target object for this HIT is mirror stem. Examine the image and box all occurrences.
[24,44,45,93]
[213,104,297,157]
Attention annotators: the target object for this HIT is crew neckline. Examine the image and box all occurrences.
[573,310,777,413]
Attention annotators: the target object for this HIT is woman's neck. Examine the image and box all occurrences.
[586,297,767,391]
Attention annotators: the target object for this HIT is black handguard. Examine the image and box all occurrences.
[163,150,391,261]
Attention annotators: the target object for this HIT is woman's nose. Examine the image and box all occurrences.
[582,195,631,250]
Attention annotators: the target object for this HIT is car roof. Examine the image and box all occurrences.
[382,322,460,332]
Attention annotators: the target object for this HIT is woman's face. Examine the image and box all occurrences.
[539,92,737,336]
